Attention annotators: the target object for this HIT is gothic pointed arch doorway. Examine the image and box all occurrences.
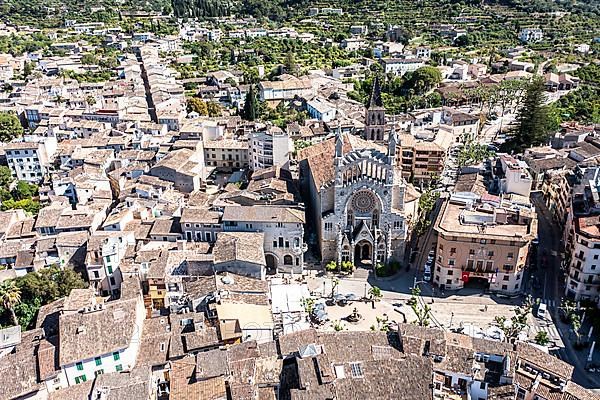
[354,240,373,266]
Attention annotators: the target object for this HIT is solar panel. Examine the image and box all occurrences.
[350,362,364,378]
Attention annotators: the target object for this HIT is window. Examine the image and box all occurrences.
[502,285,508,290]
[160,342,166,352]
[94,357,102,366]
[447,270,453,276]
[350,362,364,378]
[76,362,83,371]
[448,259,455,266]
[113,352,120,361]
[284,255,293,265]
[507,252,514,260]
[503,275,509,281]
[595,255,599,260]
[480,239,487,244]
[273,240,277,248]
[115,364,123,372]
[488,250,494,257]
[75,375,87,384]
[450,247,456,254]
[95,369,104,376]
[593,265,597,270]
[446,279,452,284]
[467,260,474,269]
[469,249,475,256]
[107,266,113,274]
[278,237,284,247]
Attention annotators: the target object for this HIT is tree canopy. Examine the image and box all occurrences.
[0,112,23,142]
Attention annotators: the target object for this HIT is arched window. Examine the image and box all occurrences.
[372,209,379,228]
[284,255,293,265]
[347,209,354,227]
[342,246,350,262]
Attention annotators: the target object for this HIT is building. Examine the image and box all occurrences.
[249,127,292,171]
[381,58,425,76]
[86,231,136,296]
[564,167,600,303]
[149,148,205,193]
[5,136,58,183]
[258,76,313,101]
[221,205,306,274]
[397,134,445,183]
[58,287,145,386]
[433,193,537,294]
[203,138,249,171]
[306,97,337,122]
[496,154,533,198]
[301,129,416,267]
[519,28,543,43]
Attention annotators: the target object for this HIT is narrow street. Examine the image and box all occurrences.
[531,192,600,388]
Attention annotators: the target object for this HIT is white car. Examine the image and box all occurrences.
[536,303,547,319]
[423,270,432,282]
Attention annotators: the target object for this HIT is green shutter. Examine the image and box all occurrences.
[113,352,120,361]
[107,266,113,274]
[115,364,123,372]
[94,357,102,366]
[76,362,83,371]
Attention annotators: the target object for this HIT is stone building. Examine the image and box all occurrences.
[301,129,418,267]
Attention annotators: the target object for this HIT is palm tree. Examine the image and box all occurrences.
[0,280,21,327]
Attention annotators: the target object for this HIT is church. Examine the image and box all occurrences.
[300,78,419,267]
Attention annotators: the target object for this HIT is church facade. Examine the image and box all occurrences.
[301,131,415,266]
[300,82,419,266]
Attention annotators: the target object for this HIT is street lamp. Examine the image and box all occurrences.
[450,312,454,329]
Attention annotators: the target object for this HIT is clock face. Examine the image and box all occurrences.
[351,190,377,213]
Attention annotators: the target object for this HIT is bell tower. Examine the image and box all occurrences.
[364,76,385,142]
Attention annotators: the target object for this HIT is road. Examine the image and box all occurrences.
[531,192,600,388]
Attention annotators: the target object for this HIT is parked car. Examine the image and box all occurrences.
[536,303,547,319]
[423,269,432,282]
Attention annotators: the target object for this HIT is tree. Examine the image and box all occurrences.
[186,97,208,115]
[0,166,13,187]
[0,280,21,326]
[285,51,298,76]
[495,296,534,342]
[505,76,552,153]
[0,112,23,142]
[242,85,258,121]
[206,102,221,117]
[406,66,443,95]
[81,53,98,65]
[85,95,96,107]
[22,61,33,79]
[535,331,550,346]
[368,286,383,301]
[12,181,37,200]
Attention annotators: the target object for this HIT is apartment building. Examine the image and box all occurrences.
[397,134,445,183]
[249,127,292,171]
[564,167,600,303]
[203,138,249,171]
[5,136,58,183]
[433,194,537,294]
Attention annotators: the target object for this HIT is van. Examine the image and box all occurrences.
[537,303,547,319]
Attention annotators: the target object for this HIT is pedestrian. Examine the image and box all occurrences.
[484,305,488,312]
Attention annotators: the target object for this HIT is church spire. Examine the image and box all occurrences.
[367,76,383,109]
[388,125,398,164]
[335,126,343,159]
